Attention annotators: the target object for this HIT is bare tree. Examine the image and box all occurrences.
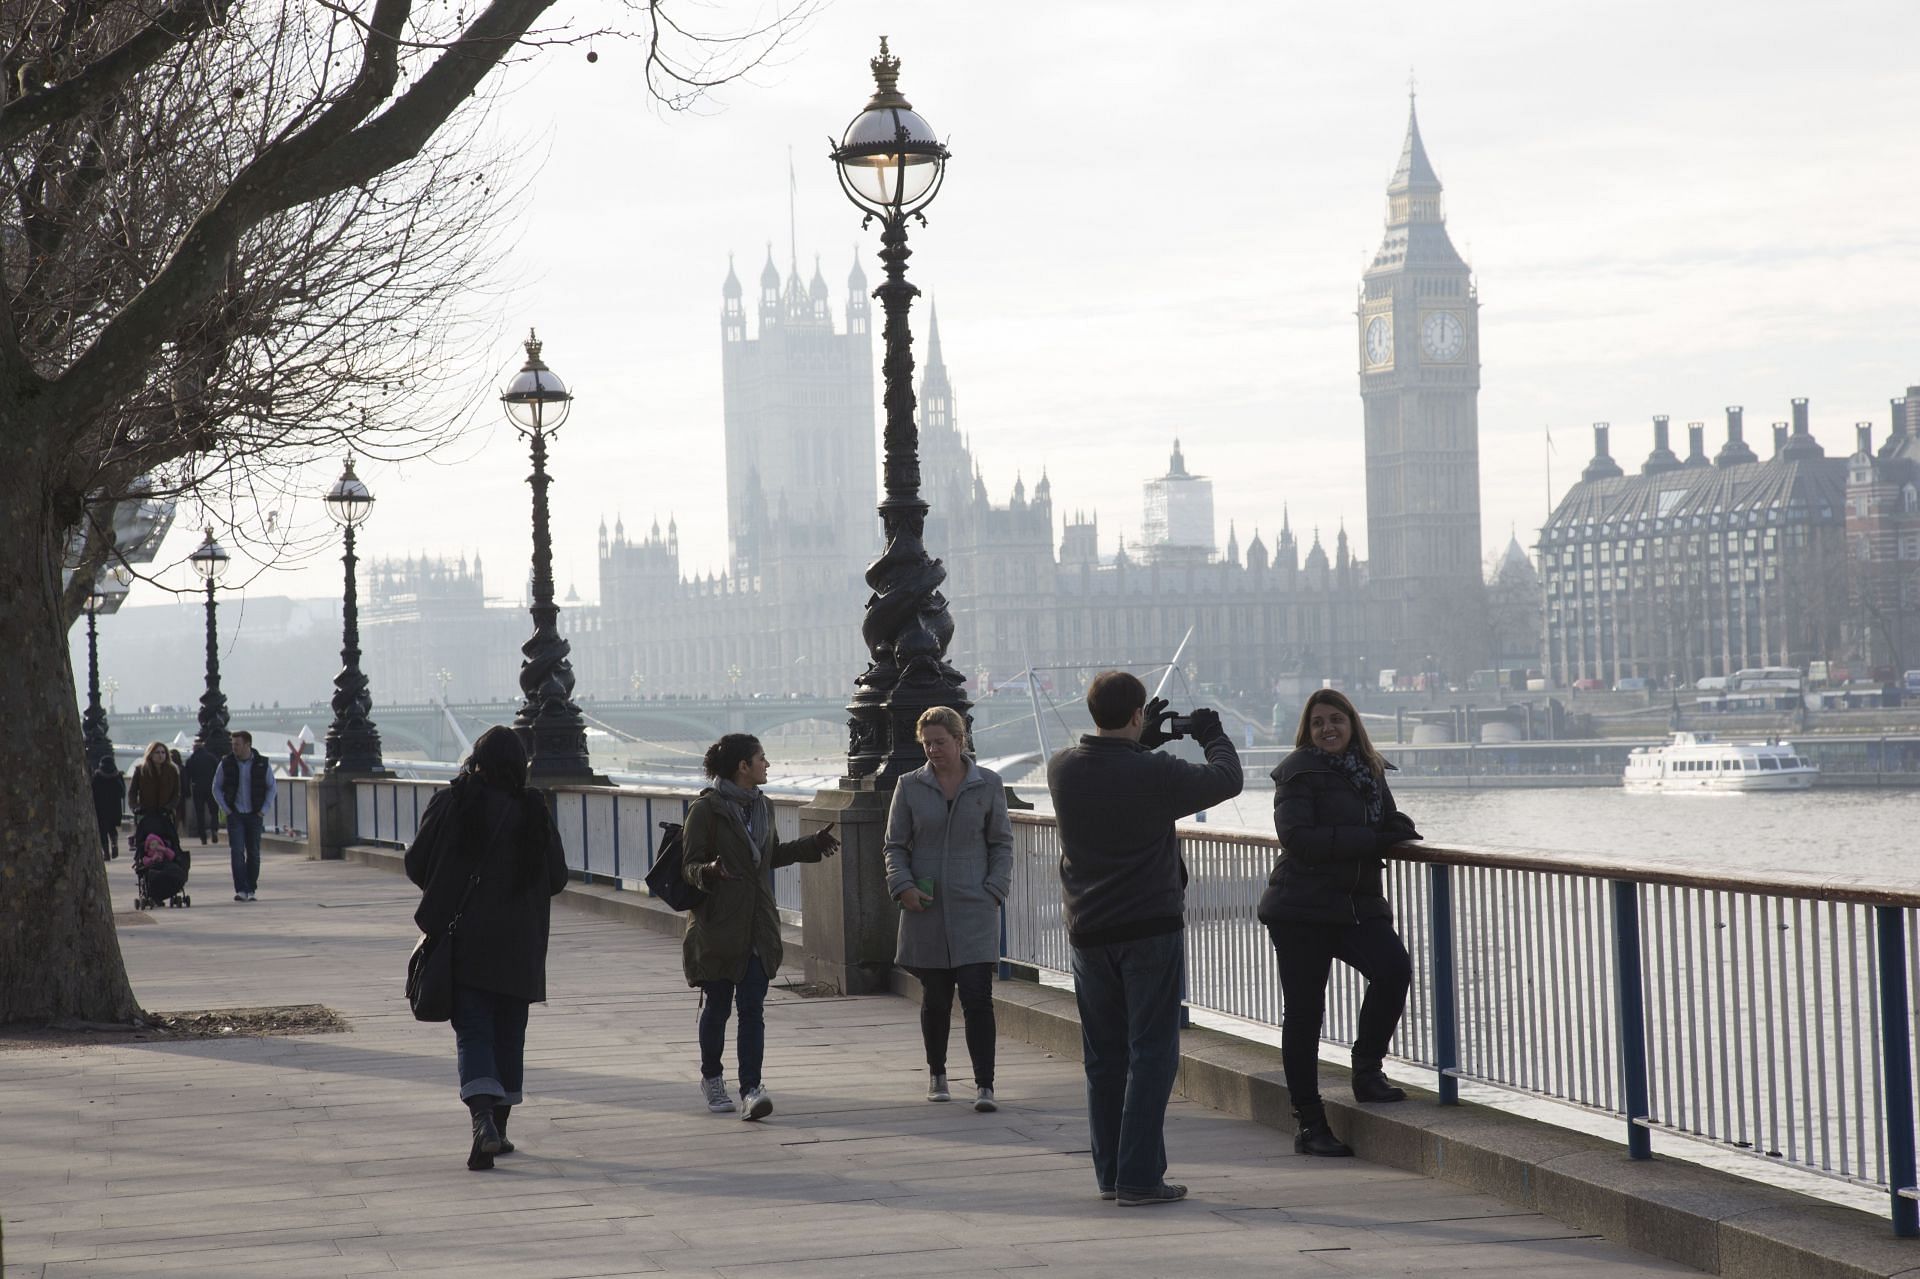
[1,0,807,1024]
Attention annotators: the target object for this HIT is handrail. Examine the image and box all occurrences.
[1013,811,1920,908]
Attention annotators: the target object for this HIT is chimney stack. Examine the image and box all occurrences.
[1716,405,1758,467]
[1858,422,1875,456]
[1780,396,1826,462]
[1772,422,1789,457]
[1686,422,1708,466]
[1895,397,1911,440]
[1642,414,1681,475]
[1581,422,1624,481]
[1791,397,1810,435]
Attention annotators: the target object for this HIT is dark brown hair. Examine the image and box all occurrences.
[702,733,762,781]
[1086,670,1146,730]
[1294,688,1386,778]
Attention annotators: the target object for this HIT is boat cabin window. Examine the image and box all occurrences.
[1759,757,1779,769]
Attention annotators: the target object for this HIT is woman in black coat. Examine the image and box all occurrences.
[1257,688,1420,1158]
[406,727,569,1170]
[90,755,125,859]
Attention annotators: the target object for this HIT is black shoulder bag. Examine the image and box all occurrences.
[406,798,512,1022]
[644,819,708,913]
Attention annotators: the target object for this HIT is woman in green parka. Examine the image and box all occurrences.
[682,733,839,1120]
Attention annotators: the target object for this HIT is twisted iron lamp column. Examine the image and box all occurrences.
[82,600,114,771]
[845,212,971,782]
[195,579,232,759]
[514,425,596,779]
[324,523,384,773]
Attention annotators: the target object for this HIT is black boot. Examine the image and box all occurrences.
[492,1104,515,1155]
[1350,1065,1406,1104]
[466,1096,503,1170]
[1292,1100,1354,1158]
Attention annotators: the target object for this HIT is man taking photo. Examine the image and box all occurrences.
[1047,670,1243,1207]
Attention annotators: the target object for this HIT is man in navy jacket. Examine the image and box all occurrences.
[1047,671,1242,1207]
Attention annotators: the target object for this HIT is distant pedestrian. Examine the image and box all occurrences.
[167,748,190,830]
[1047,672,1243,1206]
[1259,688,1422,1158]
[128,741,179,820]
[884,706,1013,1111]
[90,755,125,860]
[213,731,276,902]
[405,727,568,1171]
[682,733,840,1121]
[183,742,221,845]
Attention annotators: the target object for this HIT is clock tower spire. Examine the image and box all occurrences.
[1358,94,1484,676]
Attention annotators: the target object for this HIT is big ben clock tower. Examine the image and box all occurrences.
[1359,95,1484,675]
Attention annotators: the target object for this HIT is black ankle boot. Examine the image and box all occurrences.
[493,1104,514,1155]
[466,1097,503,1170]
[1351,1069,1406,1103]
[1292,1101,1354,1158]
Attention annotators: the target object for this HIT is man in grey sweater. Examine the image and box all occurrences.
[1048,670,1243,1207]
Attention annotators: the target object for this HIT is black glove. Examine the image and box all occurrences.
[1138,697,1174,749]
[1187,707,1225,744]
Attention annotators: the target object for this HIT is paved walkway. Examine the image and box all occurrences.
[2,850,1700,1278]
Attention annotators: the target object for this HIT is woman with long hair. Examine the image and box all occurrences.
[1257,688,1421,1157]
[883,706,1013,1111]
[681,733,839,1121]
[128,741,179,818]
[405,726,569,1170]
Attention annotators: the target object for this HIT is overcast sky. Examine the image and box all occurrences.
[121,0,1920,616]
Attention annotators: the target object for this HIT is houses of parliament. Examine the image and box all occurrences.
[366,101,1516,706]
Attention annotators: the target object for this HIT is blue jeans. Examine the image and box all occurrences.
[1070,930,1185,1197]
[699,953,770,1091]
[226,810,264,893]
[451,984,530,1105]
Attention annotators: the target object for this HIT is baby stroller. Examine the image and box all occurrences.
[131,811,192,909]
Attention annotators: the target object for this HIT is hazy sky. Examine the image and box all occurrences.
[119,0,1920,616]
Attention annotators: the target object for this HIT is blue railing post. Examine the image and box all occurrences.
[1428,863,1460,1105]
[1875,906,1919,1236]
[1610,879,1653,1159]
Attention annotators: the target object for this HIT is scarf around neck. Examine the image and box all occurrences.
[1312,745,1383,823]
[711,777,770,863]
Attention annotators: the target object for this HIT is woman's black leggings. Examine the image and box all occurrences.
[913,963,996,1087]
[1267,917,1411,1107]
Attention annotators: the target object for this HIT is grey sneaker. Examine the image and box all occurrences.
[701,1076,735,1113]
[973,1086,997,1113]
[927,1073,951,1102]
[1099,1188,1117,1201]
[1116,1182,1188,1207]
[740,1085,773,1121]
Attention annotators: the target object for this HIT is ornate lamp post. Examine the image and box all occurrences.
[188,528,233,758]
[81,566,130,771]
[322,458,385,773]
[829,37,970,782]
[501,331,601,782]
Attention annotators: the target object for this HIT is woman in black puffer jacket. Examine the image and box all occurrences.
[406,727,569,1170]
[1257,688,1420,1158]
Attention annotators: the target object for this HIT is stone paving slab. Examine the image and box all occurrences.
[1,850,1700,1278]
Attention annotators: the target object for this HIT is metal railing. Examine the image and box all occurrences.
[1004,811,1920,1235]
[268,776,308,836]
[350,778,805,920]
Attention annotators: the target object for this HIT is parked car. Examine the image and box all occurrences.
[1572,678,1605,691]
[1614,677,1650,693]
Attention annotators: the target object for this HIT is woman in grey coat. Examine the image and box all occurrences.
[883,706,1014,1111]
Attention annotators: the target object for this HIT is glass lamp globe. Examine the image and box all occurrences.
[500,329,573,435]
[324,457,375,528]
[188,527,229,582]
[831,38,949,219]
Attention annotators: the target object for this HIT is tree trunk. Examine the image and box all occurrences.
[0,450,139,1024]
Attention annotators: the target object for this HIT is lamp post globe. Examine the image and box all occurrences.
[188,528,232,759]
[322,458,386,774]
[829,38,970,784]
[502,331,601,783]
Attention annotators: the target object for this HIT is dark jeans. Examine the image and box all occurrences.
[1070,929,1184,1197]
[96,815,118,858]
[227,810,264,893]
[1268,916,1412,1108]
[912,963,996,1087]
[190,791,219,844]
[451,984,530,1105]
[699,953,770,1091]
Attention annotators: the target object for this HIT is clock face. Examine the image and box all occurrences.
[1364,315,1392,367]
[1421,311,1465,361]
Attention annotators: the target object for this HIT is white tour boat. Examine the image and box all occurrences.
[1622,732,1817,793]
